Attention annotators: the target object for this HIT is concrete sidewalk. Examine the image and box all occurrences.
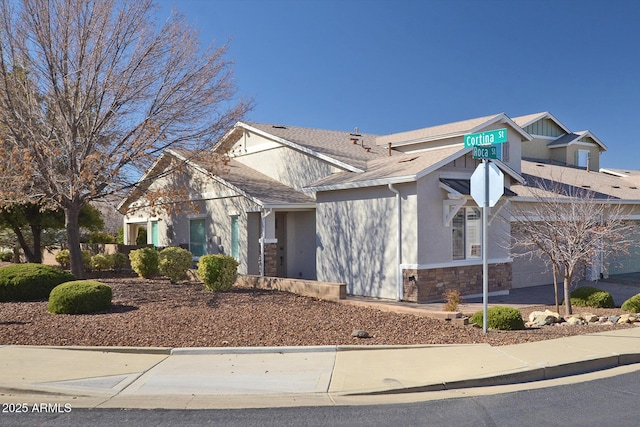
[1,326,640,409]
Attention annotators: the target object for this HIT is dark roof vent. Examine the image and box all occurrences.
[612,185,621,189]
[398,156,419,163]
[272,125,287,129]
[582,185,591,188]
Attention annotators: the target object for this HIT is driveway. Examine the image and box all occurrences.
[463,273,640,307]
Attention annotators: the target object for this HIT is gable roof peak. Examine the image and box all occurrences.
[376,112,530,148]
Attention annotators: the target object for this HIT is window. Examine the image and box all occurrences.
[189,218,206,257]
[577,149,590,167]
[452,207,482,260]
[230,215,239,260]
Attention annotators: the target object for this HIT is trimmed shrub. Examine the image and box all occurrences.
[55,249,71,269]
[0,251,13,262]
[55,249,93,271]
[568,286,615,308]
[197,254,238,292]
[48,280,112,314]
[159,246,193,283]
[470,306,525,331]
[622,293,640,313]
[0,263,76,302]
[87,232,116,244]
[91,254,114,272]
[110,252,128,271]
[81,250,93,271]
[129,247,159,279]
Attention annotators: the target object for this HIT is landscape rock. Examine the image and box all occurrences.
[583,313,599,323]
[351,329,370,338]
[529,310,562,326]
[566,316,584,326]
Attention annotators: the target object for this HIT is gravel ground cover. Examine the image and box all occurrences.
[0,272,633,348]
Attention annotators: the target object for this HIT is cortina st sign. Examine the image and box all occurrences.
[464,128,507,148]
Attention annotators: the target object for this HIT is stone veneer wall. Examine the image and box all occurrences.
[402,263,512,303]
[263,243,278,277]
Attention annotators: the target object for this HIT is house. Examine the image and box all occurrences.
[118,112,640,302]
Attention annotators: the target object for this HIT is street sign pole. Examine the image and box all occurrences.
[482,159,489,334]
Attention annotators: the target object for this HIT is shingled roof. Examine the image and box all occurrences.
[511,159,640,200]
[171,149,315,207]
[241,122,386,171]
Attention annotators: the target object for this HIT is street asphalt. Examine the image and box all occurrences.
[1,275,640,410]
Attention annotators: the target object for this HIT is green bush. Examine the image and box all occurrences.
[116,227,124,245]
[55,249,93,271]
[197,254,238,292]
[110,252,128,271]
[0,251,13,262]
[568,286,615,308]
[48,280,112,314]
[0,263,76,302]
[622,293,640,313]
[135,228,147,245]
[55,249,71,269]
[91,254,114,271]
[159,246,193,283]
[129,247,159,279]
[469,306,525,331]
[81,250,93,271]
[87,232,116,244]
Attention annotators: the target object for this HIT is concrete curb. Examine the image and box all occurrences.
[348,352,640,396]
[170,345,337,355]
[19,345,172,355]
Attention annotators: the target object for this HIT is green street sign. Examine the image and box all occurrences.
[472,145,498,160]
[464,128,507,148]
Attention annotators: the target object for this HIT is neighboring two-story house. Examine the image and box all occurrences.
[118,111,640,302]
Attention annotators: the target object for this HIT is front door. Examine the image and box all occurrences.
[150,221,159,247]
[189,218,206,257]
[275,212,287,277]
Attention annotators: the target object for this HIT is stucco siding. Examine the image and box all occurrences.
[284,210,317,279]
[521,137,552,161]
[232,133,336,191]
[316,184,415,299]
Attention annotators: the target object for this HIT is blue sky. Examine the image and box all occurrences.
[156,0,640,170]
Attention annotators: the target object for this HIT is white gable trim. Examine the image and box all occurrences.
[168,149,263,206]
[236,122,365,173]
[516,112,571,135]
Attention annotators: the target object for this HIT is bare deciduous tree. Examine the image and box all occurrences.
[509,177,633,315]
[0,0,250,277]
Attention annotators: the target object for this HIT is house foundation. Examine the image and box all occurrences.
[403,263,512,303]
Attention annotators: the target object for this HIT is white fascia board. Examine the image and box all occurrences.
[578,130,608,151]
[212,122,245,153]
[309,174,416,192]
[600,168,630,178]
[518,112,572,135]
[385,131,469,148]
[239,122,364,173]
[492,159,526,184]
[469,113,533,142]
[415,148,472,181]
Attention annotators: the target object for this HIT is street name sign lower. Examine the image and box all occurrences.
[470,161,504,208]
[472,145,498,160]
[464,128,507,148]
